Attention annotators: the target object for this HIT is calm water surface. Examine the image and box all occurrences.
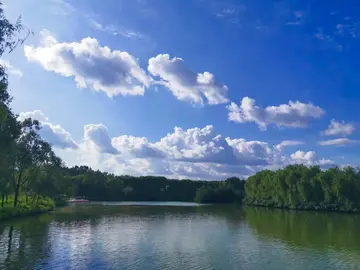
[1,202,360,270]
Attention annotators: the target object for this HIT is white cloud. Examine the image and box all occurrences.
[112,125,277,166]
[18,110,49,122]
[148,54,229,105]
[168,162,254,180]
[40,123,78,149]
[25,119,336,179]
[290,150,333,167]
[18,110,77,149]
[318,138,359,146]
[154,125,235,163]
[84,124,118,154]
[0,59,23,77]
[291,150,317,164]
[24,30,151,97]
[112,135,164,159]
[322,119,355,136]
[225,138,273,165]
[275,140,304,151]
[57,123,338,179]
[227,97,325,130]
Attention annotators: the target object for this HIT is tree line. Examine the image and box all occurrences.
[62,166,244,203]
[244,164,360,211]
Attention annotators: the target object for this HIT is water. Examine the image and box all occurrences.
[1,202,360,270]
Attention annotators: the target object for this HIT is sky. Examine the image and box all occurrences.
[2,0,360,180]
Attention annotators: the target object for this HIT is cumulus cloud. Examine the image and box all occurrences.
[225,138,273,165]
[112,125,276,166]
[290,150,333,167]
[318,138,359,146]
[322,119,355,136]
[18,110,49,122]
[291,150,316,164]
[154,125,235,163]
[84,124,118,154]
[227,97,325,130]
[52,122,337,179]
[148,54,229,105]
[112,135,164,159]
[18,110,77,149]
[168,162,254,180]
[112,125,233,163]
[24,30,151,97]
[100,124,340,174]
[40,123,78,149]
[0,59,23,77]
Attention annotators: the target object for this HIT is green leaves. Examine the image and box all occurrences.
[245,164,360,211]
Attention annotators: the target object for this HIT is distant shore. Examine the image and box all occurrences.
[243,200,360,213]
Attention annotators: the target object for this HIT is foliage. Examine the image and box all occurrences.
[61,166,245,203]
[0,2,62,214]
[194,178,244,203]
[244,165,360,212]
[0,195,54,221]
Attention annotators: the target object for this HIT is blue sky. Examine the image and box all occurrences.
[2,0,360,179]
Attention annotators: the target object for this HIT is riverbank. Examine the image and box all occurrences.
[243,199,360,213]
[0,197,55,221]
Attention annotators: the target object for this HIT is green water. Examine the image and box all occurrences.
[1,202,360,269]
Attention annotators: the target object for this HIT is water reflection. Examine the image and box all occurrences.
[0,204,359,269]
[244,207,360,251]
[0,216,53,270]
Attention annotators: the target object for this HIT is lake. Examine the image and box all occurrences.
[1,202,360,270]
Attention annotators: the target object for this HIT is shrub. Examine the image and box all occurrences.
[0,196,55,221]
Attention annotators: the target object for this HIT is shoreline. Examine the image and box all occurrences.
[2,200,359,222]
[243,202,360,214]
[0,205,55,222]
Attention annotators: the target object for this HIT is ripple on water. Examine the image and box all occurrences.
[0,203,360,269]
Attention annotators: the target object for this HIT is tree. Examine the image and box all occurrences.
[0,2,26,207]
[244,165,360,211]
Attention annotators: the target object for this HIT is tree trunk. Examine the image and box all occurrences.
[36,195,40,206]
[31,195,36,206]
[13,171,23,207]
[13,185,19,207]
[1,194,4,207]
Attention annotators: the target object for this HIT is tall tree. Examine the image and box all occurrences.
[0,2,25,207]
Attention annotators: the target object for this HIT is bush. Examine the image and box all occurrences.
[0,196,55,221]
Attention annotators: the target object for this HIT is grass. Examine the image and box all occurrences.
[0,195,55,221]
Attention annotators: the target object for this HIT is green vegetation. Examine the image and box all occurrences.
[244,164,360,212]
[0,195,54,221]
[194,177,244,203]
[62,166,244,203]
[0,4,59,220]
